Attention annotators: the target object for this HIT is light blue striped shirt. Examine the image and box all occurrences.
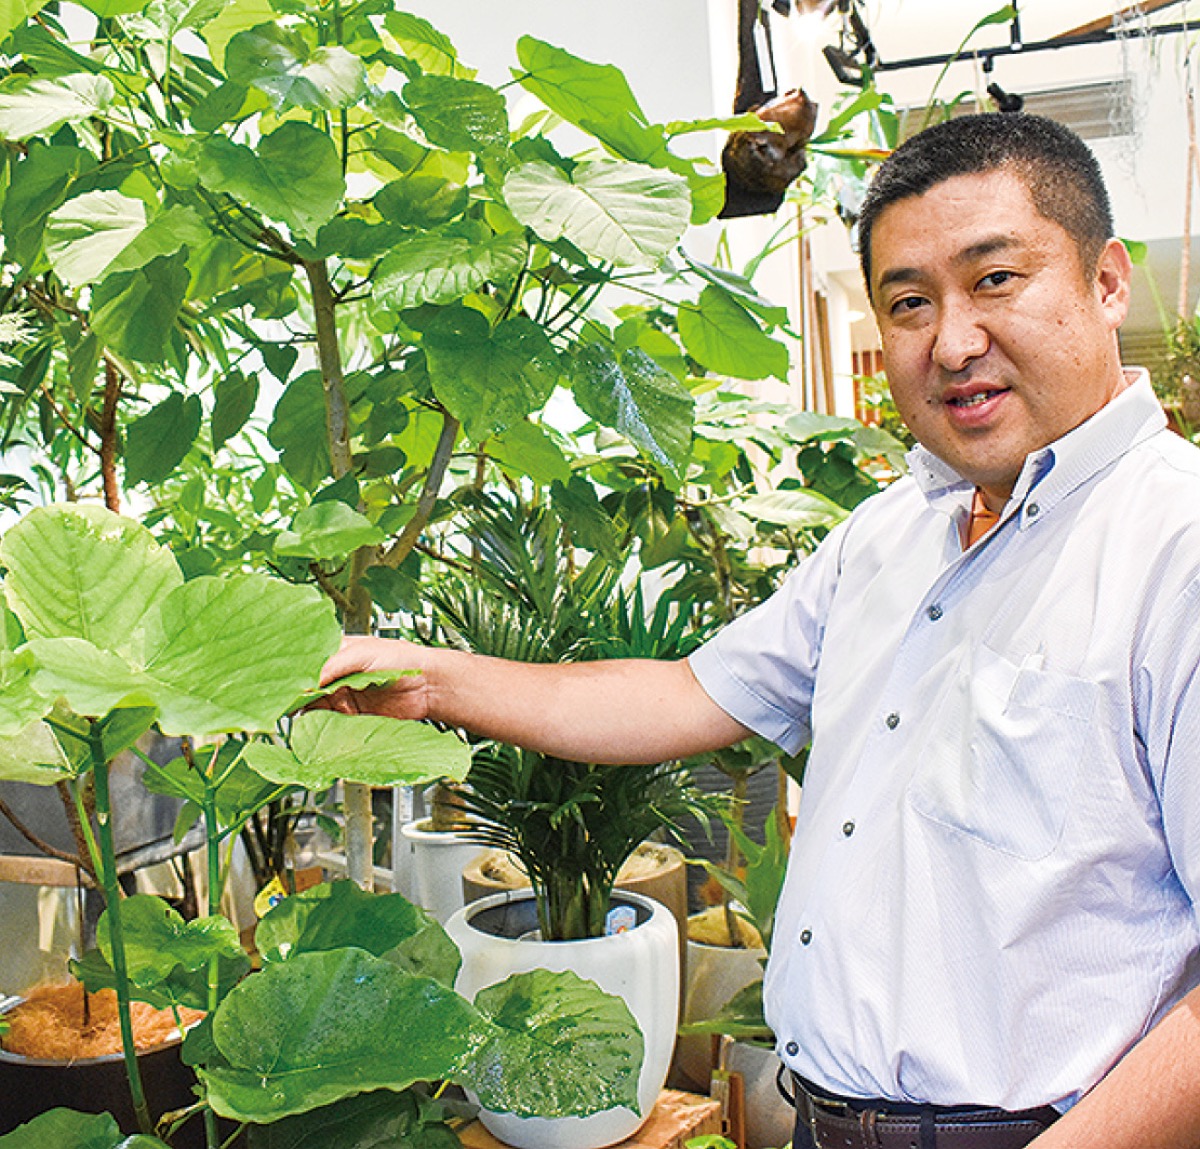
[689,372,1200,1111]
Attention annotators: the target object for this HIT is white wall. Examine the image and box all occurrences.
[395,1,720,125]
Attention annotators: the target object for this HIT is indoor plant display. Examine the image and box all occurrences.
[0,0,798,891]
[0,503,649,1149]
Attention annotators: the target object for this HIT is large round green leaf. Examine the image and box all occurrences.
[88,894,250,1009]
[569,343,694,481]
[676,286,790,381]
[503,159,689,268]
[423,309,559,442]
[225,24,367,112]
[242,710,469,790]
[202,948,481,1122]
[462,969,642,1117]
[25,636,158,717]
[200,123,344,242]
[99,895,248,987]
[44,190,148,288]
[138,574,341,734]
[0,74,114,141]
[403,75,508,154]
[275,501,385,561]
[254,879,460,986]
[0,504,182,656]
[27,575,339,735]
[0,1108,169,1149]
[372,232,526,312]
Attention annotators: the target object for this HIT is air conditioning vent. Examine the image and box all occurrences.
[899,78,1136,141]
[1021,79,1136,139]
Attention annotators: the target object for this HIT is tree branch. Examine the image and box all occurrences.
[0,792,87,871]
[379,410,461,569]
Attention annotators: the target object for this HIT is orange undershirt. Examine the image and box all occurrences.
[963,488,1000,549]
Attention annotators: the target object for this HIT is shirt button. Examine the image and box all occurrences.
[927,603,943,621]
[842,821,855,837]
[786,1041,800,1056]
[885,712,900,730]
[1027,503,1040,518]
[800,928,813,945]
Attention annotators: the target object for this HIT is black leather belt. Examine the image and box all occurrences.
[783,1071,1060,1149]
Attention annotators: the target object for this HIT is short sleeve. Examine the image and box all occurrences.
[1137,576,1200,919]
[688,519,848,755]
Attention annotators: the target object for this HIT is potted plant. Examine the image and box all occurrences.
[398,780,487,923]
[391,490,712,1147]
[679,805,792,1149]
[0,503,652,1149]
[0,0,803,894]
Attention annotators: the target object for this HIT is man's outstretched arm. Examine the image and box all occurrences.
[320,635,752,765]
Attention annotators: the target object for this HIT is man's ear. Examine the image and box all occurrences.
[1095,237,1133,331]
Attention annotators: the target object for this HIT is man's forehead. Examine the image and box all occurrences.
[868,172,1051,286]
[873,232,1025,293]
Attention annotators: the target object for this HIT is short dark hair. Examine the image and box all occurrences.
[858,112,1114,295]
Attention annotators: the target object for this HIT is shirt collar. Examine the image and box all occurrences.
[906,368,1166,526]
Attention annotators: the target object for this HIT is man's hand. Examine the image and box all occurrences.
[318,635,433,721]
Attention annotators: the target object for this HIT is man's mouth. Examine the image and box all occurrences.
[947,388,1008,409]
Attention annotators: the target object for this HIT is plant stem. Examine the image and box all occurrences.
[177,742,223,1149]
[100,358,122,513]
[379,409,460,570]
[303,256,378,887]
[90,738,154,1135]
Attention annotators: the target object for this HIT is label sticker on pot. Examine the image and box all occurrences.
[605,905,637,935]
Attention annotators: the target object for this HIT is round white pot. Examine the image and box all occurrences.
[399,820,485,923]
[673,935,766,1091]
[724,1038,794,1149]
[444,889,679,1149]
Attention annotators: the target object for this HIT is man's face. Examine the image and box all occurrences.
[869,169,1132,508]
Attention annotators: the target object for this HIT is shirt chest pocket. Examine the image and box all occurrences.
[906,646,1100,861]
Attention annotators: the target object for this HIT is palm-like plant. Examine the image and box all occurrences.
[427,491,720,940]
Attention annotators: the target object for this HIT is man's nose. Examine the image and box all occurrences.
[931,301,988,372]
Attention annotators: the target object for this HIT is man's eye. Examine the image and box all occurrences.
[890,296,926,315]
[979,270,1014,289]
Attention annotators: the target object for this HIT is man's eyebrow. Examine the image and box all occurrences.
[874,234,1022,294]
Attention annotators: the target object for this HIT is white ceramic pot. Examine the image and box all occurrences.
[723,1038,794,1149]
[673,935,766,1091]
[444,889,679,1149]
[399,820,485,923]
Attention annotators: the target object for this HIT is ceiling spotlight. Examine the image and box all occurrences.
[823,0,877,87]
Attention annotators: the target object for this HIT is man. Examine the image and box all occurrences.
[321,114,1200,1147]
